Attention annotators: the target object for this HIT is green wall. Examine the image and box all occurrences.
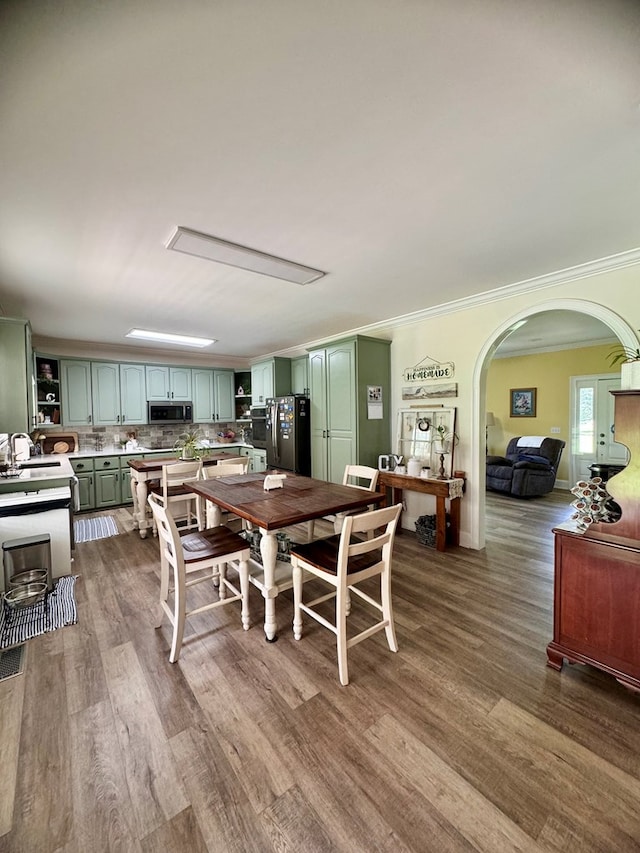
[486,343,612,481]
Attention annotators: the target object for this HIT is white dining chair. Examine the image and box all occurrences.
[289,502,402,686]
[148,493,251,662]
[148,459,203,535]
[201,461,249,529]
[308,464,380,539]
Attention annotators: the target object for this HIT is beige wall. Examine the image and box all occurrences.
[385,263,640,549]
[486,343,613,482]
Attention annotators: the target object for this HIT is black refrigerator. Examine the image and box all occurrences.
[265,395,311,476]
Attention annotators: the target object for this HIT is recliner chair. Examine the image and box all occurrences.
[486,436,565,498]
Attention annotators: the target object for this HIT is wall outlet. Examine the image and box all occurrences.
[550,426,561,434]
[114,433,120,444]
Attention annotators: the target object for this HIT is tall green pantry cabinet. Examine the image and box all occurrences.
[308,335,391,483]
[0,318,34,433]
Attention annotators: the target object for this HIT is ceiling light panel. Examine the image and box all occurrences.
[126,329,215,348]
[166,226,326,285]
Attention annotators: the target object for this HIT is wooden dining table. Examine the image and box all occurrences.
[190,471,386,641]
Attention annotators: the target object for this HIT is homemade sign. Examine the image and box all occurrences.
[402,355,457,400]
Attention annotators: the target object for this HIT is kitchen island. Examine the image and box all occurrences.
[128,453,246,538]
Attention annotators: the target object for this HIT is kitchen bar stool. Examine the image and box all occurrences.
[148,494,251,662]
[148,459,203,535]
[290,503,402,686]
[201,461,248,529]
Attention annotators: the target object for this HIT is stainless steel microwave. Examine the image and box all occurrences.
[147,401,193,424]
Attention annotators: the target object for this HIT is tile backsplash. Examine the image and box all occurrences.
[34,422,251,453]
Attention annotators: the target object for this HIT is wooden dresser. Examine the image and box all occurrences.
[546,390,640,691]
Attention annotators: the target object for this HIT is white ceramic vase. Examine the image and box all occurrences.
[620,361,640,390]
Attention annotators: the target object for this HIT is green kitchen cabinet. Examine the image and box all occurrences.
[61,359,93,426]
[91,362,146,426]
[119,363,147,424]
[308,335,391,483]
[291,355,309,396]
[192,368,234,422]
[94,456,122,507]
[0,318,34,434]
[252,448,267,472]
[71,458,95,511]
[251,357,291,404]
[146,365,192,401]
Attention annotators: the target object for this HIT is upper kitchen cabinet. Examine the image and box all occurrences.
[251,357,291,404]
[61,359,93,426]
[146,365,192,401]
[91,362,146,426]
[308,335,391,483]
[192,369,235,423]
[291,356,310,396]
[0,318,34,434]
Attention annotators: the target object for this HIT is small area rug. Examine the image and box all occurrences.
[0,576,78,650]
[74,515,118,543]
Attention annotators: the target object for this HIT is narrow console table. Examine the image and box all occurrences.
[378,471,464,551]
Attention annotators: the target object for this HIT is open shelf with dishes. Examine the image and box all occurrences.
[35,355,62,427]
[234,371,252,422]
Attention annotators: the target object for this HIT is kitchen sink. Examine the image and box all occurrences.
[18,461,62,469]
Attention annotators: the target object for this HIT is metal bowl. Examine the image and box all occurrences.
[4,582,47,609]
[9,569,49,589]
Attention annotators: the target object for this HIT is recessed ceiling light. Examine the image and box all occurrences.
[166,226,326,285]
[126,329,216,348]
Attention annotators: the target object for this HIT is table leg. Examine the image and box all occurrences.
[206,502,222,528]
[259,529,278,642]
[436,495,447,552]
[448,496,460,547]
[133,477,150,539]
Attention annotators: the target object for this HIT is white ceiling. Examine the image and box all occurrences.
[1,0,639,362]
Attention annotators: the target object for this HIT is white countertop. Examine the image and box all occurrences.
[70,441,252,458]
[0,454,75,495]
[0,443,256,496]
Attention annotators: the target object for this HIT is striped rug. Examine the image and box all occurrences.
[0,576,78,650]
[74,515,118,543]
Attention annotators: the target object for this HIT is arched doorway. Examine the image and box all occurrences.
[470,298,639,550]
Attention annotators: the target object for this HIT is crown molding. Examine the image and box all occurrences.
[265,246,640,358]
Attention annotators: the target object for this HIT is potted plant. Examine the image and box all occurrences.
[432,423,458,453]
[608,335,640,390]
[174,429,208,460]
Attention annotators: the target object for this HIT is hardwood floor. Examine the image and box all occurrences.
[2,491,640,851]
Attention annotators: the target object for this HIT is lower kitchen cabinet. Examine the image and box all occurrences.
[238,447,266,472]
[253,449,267,472]
[94,456,122,508]
[71,458,95,511]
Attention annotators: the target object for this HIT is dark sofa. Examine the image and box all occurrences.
[486,436,565,498]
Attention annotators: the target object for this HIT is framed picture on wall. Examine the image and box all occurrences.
[510,387,537,418]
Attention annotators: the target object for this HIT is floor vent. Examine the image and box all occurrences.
[0,644,26,682]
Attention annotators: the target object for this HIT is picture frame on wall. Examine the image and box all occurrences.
[510,387,537,418]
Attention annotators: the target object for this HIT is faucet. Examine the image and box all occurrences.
[7,433,34,467]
